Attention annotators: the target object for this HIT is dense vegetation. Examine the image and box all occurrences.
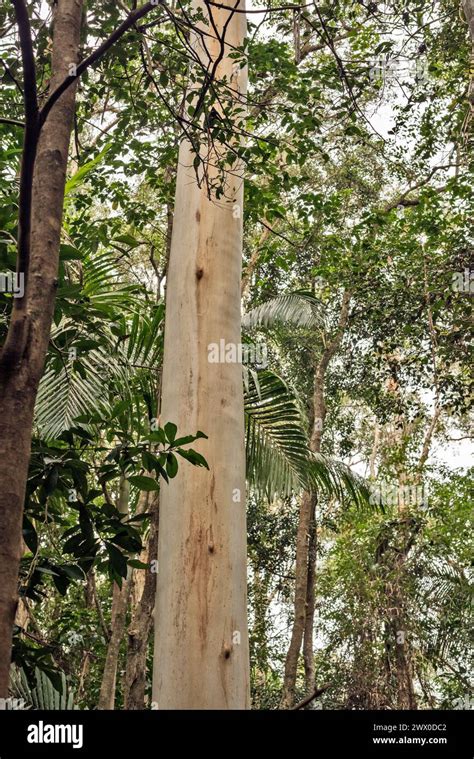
[0,0,472,710]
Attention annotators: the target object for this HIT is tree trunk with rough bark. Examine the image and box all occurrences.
[124,492,159,709]
[0,0,83,699]
[98,478,130,709]
[302,495,317,691]
[280,491,314,708]
[152,0,249,709]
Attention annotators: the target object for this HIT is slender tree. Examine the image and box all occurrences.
[281,290,352,707]
[98,477,131,709]
[0,0,84,698]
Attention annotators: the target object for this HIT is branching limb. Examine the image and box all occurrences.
[39,1,162,128]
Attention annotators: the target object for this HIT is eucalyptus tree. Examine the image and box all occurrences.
[152,0,251,710]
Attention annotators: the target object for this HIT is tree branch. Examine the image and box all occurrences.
[0,117,25,127]
[1,0,161,373]
[291,683,331,710]
[0,1,41,373]
[39,1,162,128]
[11,0,39,289]
[383,164,456,212]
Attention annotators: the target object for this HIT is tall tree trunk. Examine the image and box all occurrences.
[281,290,351,707]
[152,0,250,709]
[98,477,130,709]
[0,0,83,699]
[280,491,314,708]
[76,571,97,704]
[390,591,417,709]
[302,495,317,691]
[124,492,159,709]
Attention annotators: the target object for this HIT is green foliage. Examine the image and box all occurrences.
[10,667,78,710]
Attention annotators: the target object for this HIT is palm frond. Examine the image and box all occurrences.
[35,304,163,439]
[244,369,370,505]
[242,290,324,330]
[245,369,310,498]
[82,250,140,312]
[9,666,78,710]
[35,348,114,439]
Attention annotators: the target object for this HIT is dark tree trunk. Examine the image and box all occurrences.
[0,0,83,698]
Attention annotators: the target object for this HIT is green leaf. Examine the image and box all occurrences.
[164,422,177,443]
[23,515,38,554]
[60,244,83,261]
[105,542,128,579]
[165,453,179,478]
[177,448,209,469]
[65,143,112,195]
[109,532,142,553]
[171,431,208,447]
[113,234,140,248]
[127,475,160,491]
[60,564,85,581]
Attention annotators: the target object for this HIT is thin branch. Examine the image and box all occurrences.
[39,1,162,128]
[0,116,25,127]
[258,217,300,248]
[383,164,457,212]
[2,0,40,367]
[1,0,162,372]
[207,1,311,12]
[291,683,331,710]
[1,59,23,94]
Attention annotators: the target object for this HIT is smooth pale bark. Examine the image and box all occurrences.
[463,0,474,44]
[98,478,130,710]
[152,0,249,709]
[0,0,83,698]
[462,0,474,155]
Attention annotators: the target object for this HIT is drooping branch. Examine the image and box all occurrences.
[206,1,311,12]
[383,164,457,213]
